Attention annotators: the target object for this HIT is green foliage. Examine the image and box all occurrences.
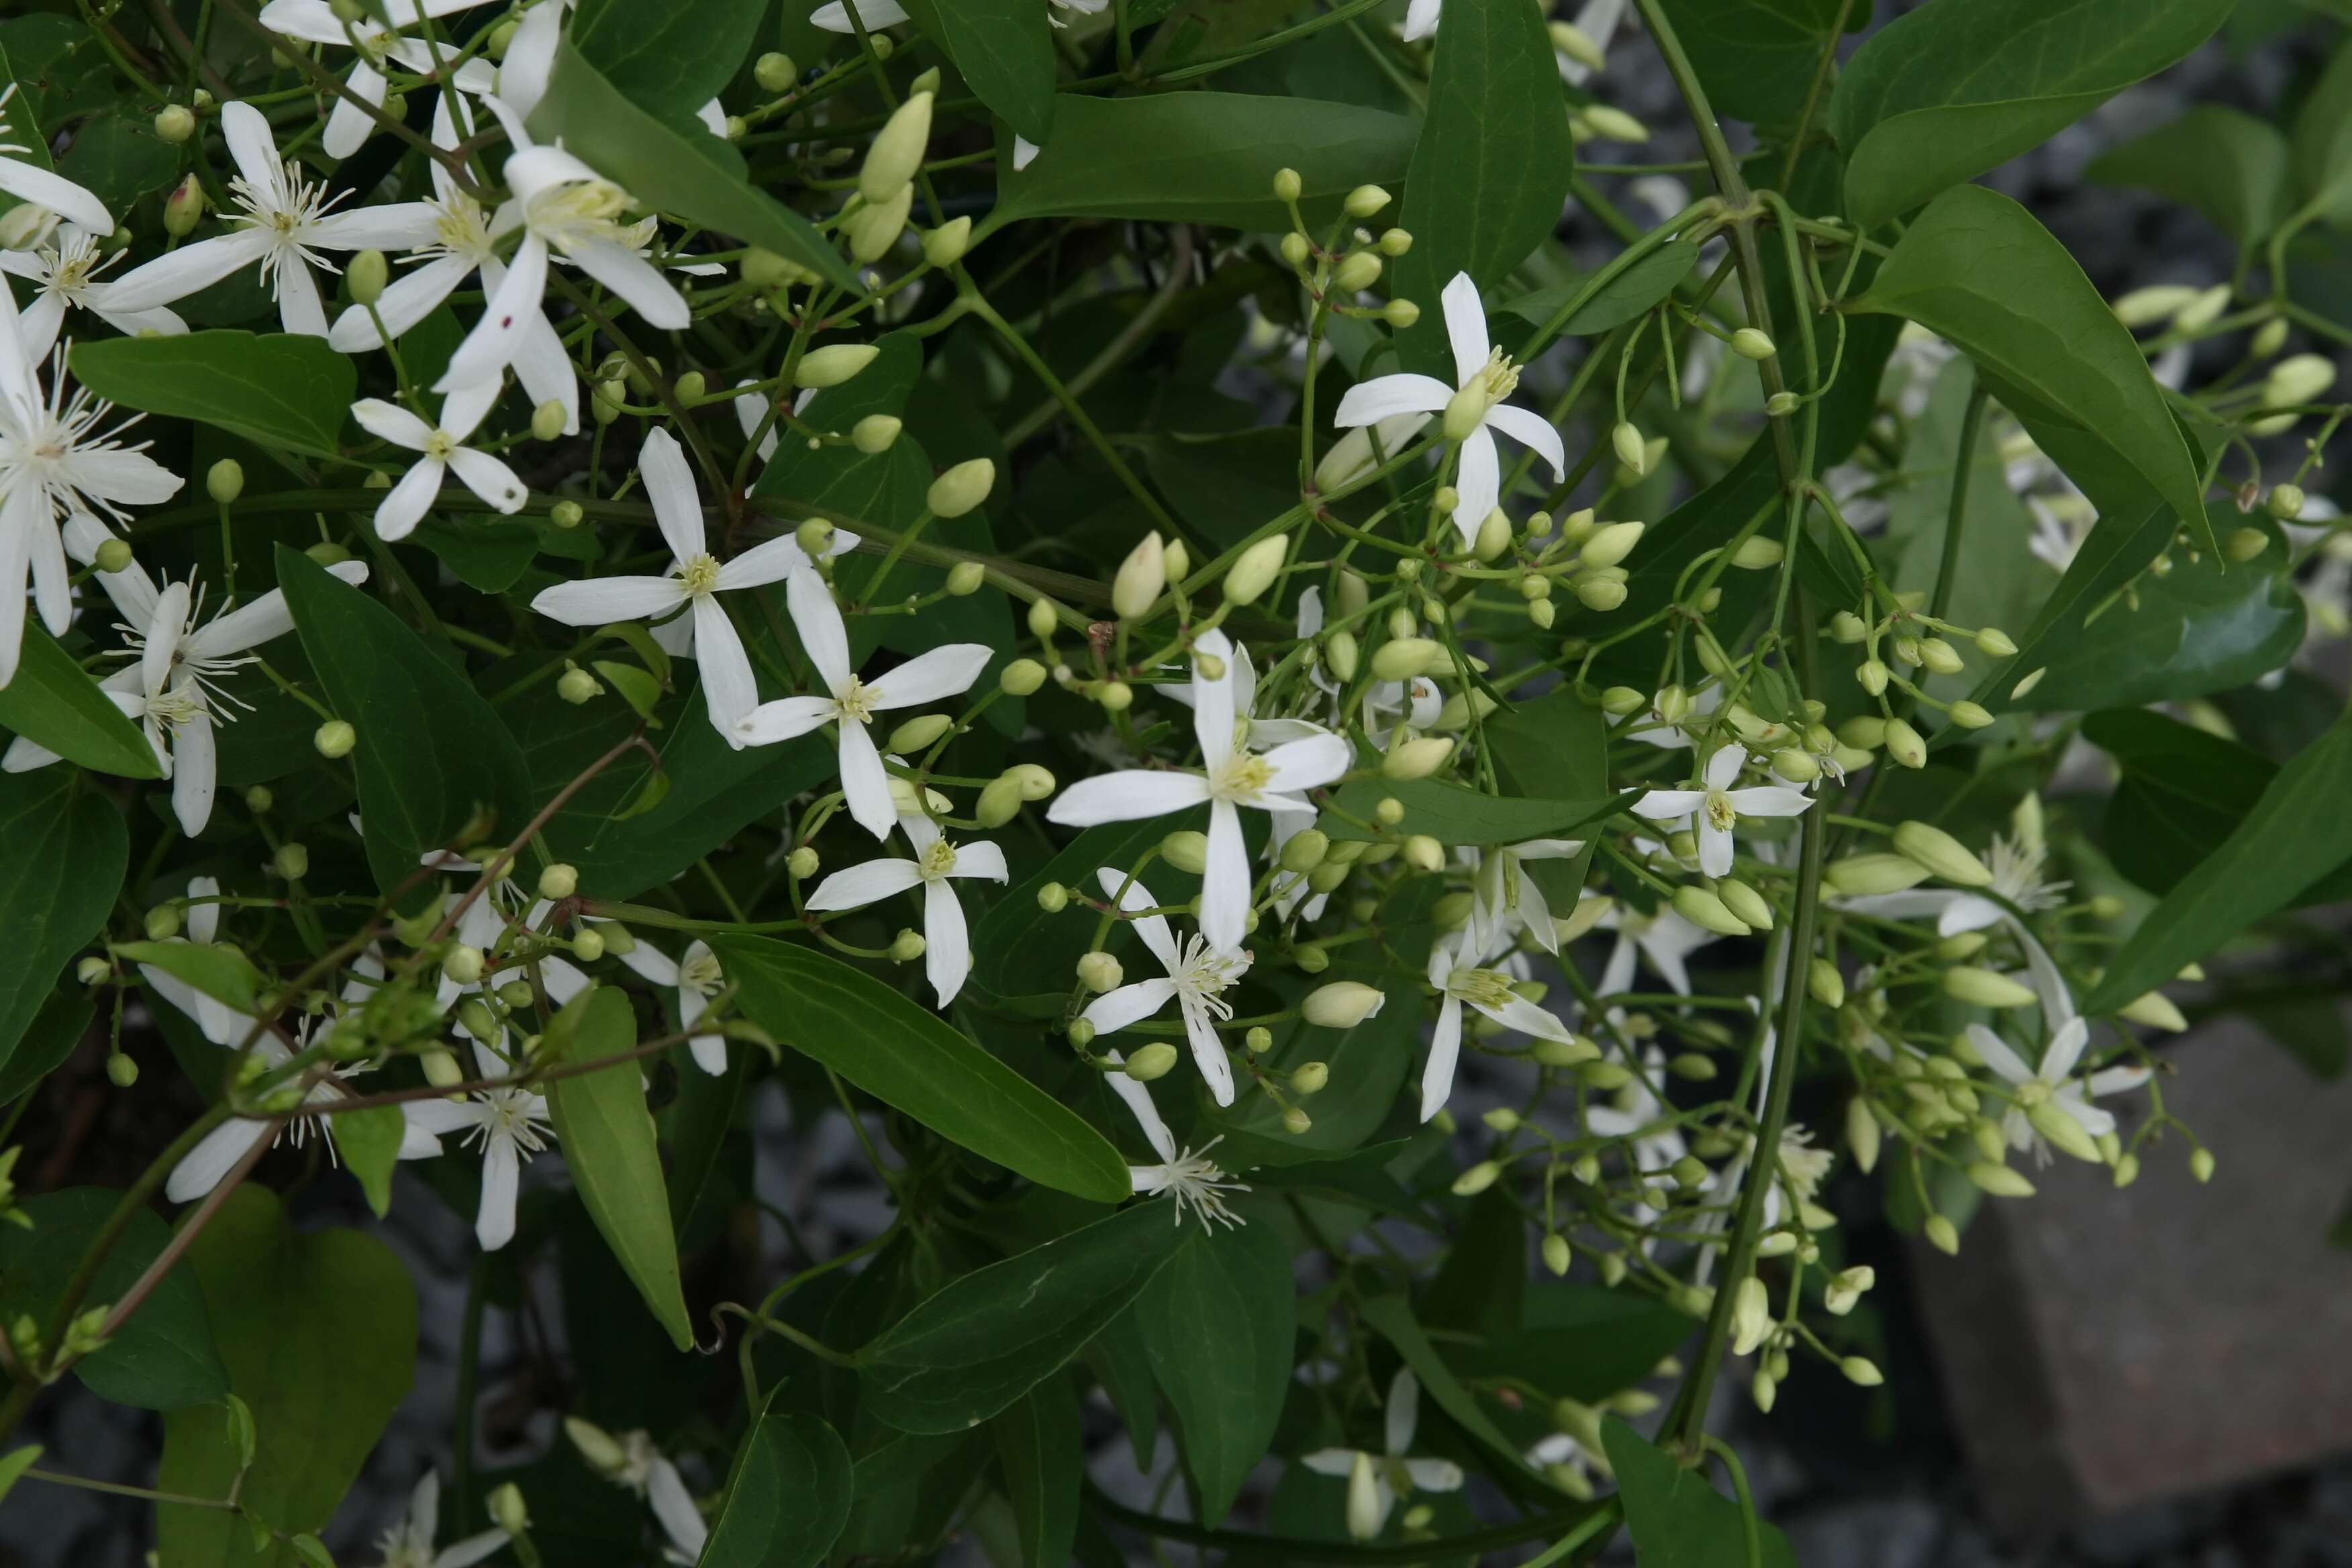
[1135,1220,1296,1522]
[0,623,165,779]
[0,773,123,1066]
[0,1189,226,1410]
[701,1399,854,1568]
[1604,1418,1799,1566]
[70,334,356,460]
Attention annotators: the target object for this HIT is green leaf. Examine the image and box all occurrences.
[665,1043,748,1235]
[2086,704,2352,1014]
[2083,709,2273,895]
[0,990,91,1105]
[990,1377,1082,1567]
[994,93,1417,230]
[2291,36,2352,226]
[275,544,534,898]
[0,621,166,779]
[1830,0,2233,228]
[1357,1295,1554,1491]
[1852,185,2211,550]
[0,1189,227,1411]
[543,985,694,1350]
[1134,1222,1295,1523]
[900,0,1055,144]
[1391,0,1574,375]
[530,39,860,290]
[701,1400,854,1568]
[718,935,1130,1202]
[2088,105,2292,248]
[0,1446,38,1507]
[571,0,767,123]
[54,107,181,211]
[855,1202,1190,1433]
[1318,769,1624,846]
[1602,1417,1798,1567]
[1442,1283,1695,1403]
[158,1187,414,1568]
[1653,0,1855,128]
[69,332,354,459]
[414,521,539,595]
[111,940,264,1016]
[335,1104,407,1220]
[1498,240,1702,338]
[1485,688,1608,912]
[0,772,124,1073]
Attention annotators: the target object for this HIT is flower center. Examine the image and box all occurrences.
[1176,936,1244,1010]
[680,952,722,995]
[146,683,203,728]
[675,552,722,597]
[424,430,456,462]
[1209,752,1273,803]
[430,196,493,258]
[918,838,958,881]
[1702,787,1738,832]
[530,179,634,251]
[1450,967,1517,1010]
[836,675,877,724]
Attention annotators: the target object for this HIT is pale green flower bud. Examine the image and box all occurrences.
[1579,103,1648,143]
[557,667,600,703]
[164,175,205,236]
[1383,297,1420,328]
[1894,821,1992,887]
[1291,1061,1329,1094]
[1578,520,1644,569]
[1542,1232,1572,1275]
[1303,981,1384,1028]
[444,945,485,986]
[1451,1160,1501,1197]
[92,538,134,573]
[928,458,995,518]
[1161,830,1210,875]
[1840,1356,1884,1387]
[2263,352,2336,409]
[488,1483,530,1536]
[207,458,244,504]
[741,248,803,290]
[888,928,926,962]
[1000,657,1046,696]
[1825,852,1929,897]
[548,499,583,528]
[1343,183,1391,218]
[1967,1161,2035,1198]
[314,719,356,758]
[846,183,914,260]
[1077,950,1122,993]
[1222,535,1287,606]
[144,903,183,941]
[862,92,932,203]
[1113,531,1166,620]
[1124,1042,1179,1081]
[1271,167,1303,201]
[1332,250,1382,293]
[1944,965,2037,1009]
[569,926,605,963]
[1610,422,1647,476]
[1549,19,1605,69]
[1882,716,1926,769]
[1382,735,1453,780]
[1600,685,1645,716]
[2028,1099,2103,1163]
[1918,636,1965,675]
[1728,535,1782,569]
[1730,1275,1772,1356]
[1947,701,1994,729]
[754,52,797,91]
[2118,989,2188,1032]
[1402,833,1443,872]
[2172,283,2231,332]
[346,248,388,306]
[1716,878,1772,930]
[1673,885,1749,938]
[1280,830,1330,873]
[1282,1106,1312,1134]
[794,343,879,389]
[1729,327,1775,360]
[889,714,953,754]
[1370,637,1439,681]
[1809,957,1846,1010]
[1857,658,1889,695]
[2112,283,2201,327]
[1279,232,1312,268]
[1846,1096,1881,1174]
[1373,796,1406,826]
[2190,1147,2216,1183]
[154,102,197,143]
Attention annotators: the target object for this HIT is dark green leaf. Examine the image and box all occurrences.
[1134,1222,1295,1522]
[414,522,539,595]
[0,1446,36,1506]
[111,940,264,1016]
[1391,0,1575,375]
[1443,1283,1694,1403]
[0,990,91,1106]
[158,1187,414,1567]
[1853,185,2210,548]
[665,1043,748,1236]
[0,1189,226,1410]
[0,622,166,779]
[2086,704,2352,1013]
[2243,993,2348,1081]
[855,1202,1190,1433]
[715,935,1132,1203]
[990,1377,1082,1566]
[1485,688,1608,913]
[70,332,354,459]
[1830,0,2233,228]
[2088,105,2292,248]
[2291,36,2352,224]
[1603,1416,1798,1567]
[530,40,860,289]
[572,0,767,122]
[701,1400,854,1568]
[1499,240,1702,338]
[0,772,124,1073]
[1654,0,1853,128]
[900,0,1055,144]
[276,544,534,898]
[2084,709,2273,895]
[1319,769,1624,846]
[544,986,694,1350]
[993,93,1417,230]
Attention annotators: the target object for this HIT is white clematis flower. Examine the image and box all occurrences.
[1963,1018,2149,1167]
[401,1041,555,1250]
[1332,273,1564,548]
[811,0,910,31]
[806,812,1009,1006]
[1400,0,1442,40]
[366,1470,509,1568]
[1422,930,1575,1119]
[0,225,186,358]
[104,102,438,336]
[0,83,113,236]
[1302,1370,1465,1542]
[1046,629,1351,951]
[1465,836,1585,957]
[732,570,993,836]
[1628,744,1813,879]
[1101,1053,1248,1228]
[1081,867,1253,1107]
[256,0,499,159]
[352,394,529,540]
[531,428,807,739]
[1590,896,1719,999]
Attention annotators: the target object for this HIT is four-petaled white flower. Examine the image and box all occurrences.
[352,393,528,540]
[732,569,993,836]
[1081,868,1253,1106]
[402,1041,556,1250]
[365,1470,509,1568]
[1963,1018,2149,1167]
[807,812,1009,1006]
[531,428,811,738]
[0,83,113,236]
[1101,1054,1249,1228]
[0,225,186,359]
[105,102,437,336]
[256,0,499,160]
[5,562,366,834]
[1332,273,1564,548]
[1465,836,1585,958]
[1422,930,1575,1120]
[1628,744,1813,879]
[1046,629,1350,951]
[584,1426,707,1565]
[1302,1370,1465,1542]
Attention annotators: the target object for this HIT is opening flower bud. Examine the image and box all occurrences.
[557,667,600,703]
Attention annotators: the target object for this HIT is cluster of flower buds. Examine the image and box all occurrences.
[1271,170,1418,328]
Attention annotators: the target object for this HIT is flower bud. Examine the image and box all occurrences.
[207,458,244,505]
[164,175,205,236]
[863,92,933,203]
[1113,532,1166,620]
[922,216,973,268]
[1730,1275,1772,1356]
[1034,881,1069,915]
[1845,1095,1882,1175]
[1610,422,1647,477]
[1000,657,1046,695]
[2173,283,2231,332]
[927,458,995,518]
[1542,1232,1572,1276]
[1077,950,1123,993]
[528,862,577,902]
[105,1049,138,1088]
[1373,797,1406,826]
[1716,878,1772,930]
[754,51,797,91]
[153,102,197,143]
[1282,1106,1312,1134]
[1944,700,1992,730]
[314,719,356,758]
[794,343,879,390]
[444,944,485,986]
[1578,104,1649,143]
[1729,327,1775,360]
[1579,520,1645,570]
[1839,1356,1884,1387]
[89,536,134,575]
[488,1483,530,1536]
[1452,1160,1501,1197]
[1272,167,1303,201]
[2263,352,2337,410]
[2028,1099,2103,1163]
[1894,821,1992,887]
[1943,966,2037,1009]
[1967,1160,2035,1198]
[2118,989,2188,1032]
[1303,981,1385,1028]
[1332,250,1383,293]
[846,182,914,260]
[1383,297,1420,328]
[1673,885,1749,938]
[1279,232,1311,268]
[1575,575,1627,611]
[2112,283,2201,327]
[1382,735,1453,780]
[1222,535,1287,607]
[1882,716,1926,769]
[1160,830,1210,875]
[1291,1061,1329,1095]
[567,924,605,963]
[887,928,926,963]
[1342,183,1391,218]
[145,903,183,941]
[1123,1042,1179,1081]
[342,248,389,309]
[557,667,600,703]
[1728,535,1783,569]
[1402,833,1443,872]
[1806,958,1845,1012]
[274,842,309,881]
[1824,852,1929,897]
